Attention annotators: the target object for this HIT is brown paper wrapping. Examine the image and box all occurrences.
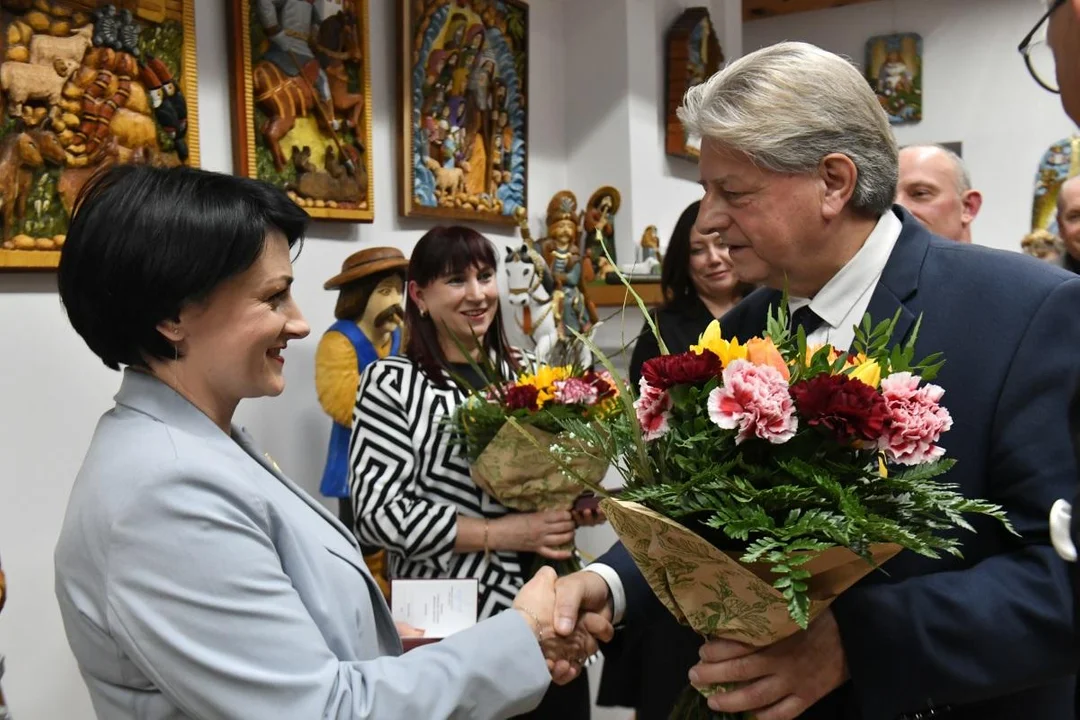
[470,422,609,511]
[601,498,901,646]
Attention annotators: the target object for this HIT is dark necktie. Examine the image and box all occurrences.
[790,305,825,336]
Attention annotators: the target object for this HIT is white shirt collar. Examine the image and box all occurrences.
[789,210,903,349]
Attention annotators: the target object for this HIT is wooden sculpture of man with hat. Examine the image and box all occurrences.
[316,247,409,597]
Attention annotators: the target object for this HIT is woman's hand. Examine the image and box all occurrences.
[571,506,607,527]
[394,621,426,639]
[491,510,575,560]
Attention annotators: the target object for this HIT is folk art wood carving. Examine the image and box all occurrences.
[401,0,528,225]
[0,0,198,270]
[229,0,374,222]
[664,7,721,161]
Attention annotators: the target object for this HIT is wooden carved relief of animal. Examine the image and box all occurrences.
[325,61,363,135]
[423,156,464,199]
[253,60,331,172]
[0,132,45,242]
[57,135,121,215]
[0,58,80,116]
[16,129,64,214]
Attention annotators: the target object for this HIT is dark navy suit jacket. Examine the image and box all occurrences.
[599,207,1080,720]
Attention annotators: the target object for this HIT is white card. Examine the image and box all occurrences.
[391,578,478,639]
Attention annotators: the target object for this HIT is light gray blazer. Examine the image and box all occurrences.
[54,369,549,719]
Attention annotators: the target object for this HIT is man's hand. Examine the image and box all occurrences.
[554,570,612,635]
[689,609,848,720]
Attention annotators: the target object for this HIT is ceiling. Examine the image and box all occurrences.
[743,0,883,22]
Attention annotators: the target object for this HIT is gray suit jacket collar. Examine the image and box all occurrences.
[115,369,363,554]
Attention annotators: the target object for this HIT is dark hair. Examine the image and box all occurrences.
[334,268,407,321]
[661,200,754,310]
[404,225,516,385]
[58,164,309,371]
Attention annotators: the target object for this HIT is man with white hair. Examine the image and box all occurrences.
[896,144,983,242]
[553,41,1080,720]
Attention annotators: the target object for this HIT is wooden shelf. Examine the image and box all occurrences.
[743,0,881,21]
[588,282,664,307]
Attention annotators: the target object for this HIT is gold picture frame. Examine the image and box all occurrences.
[0,0,199,271]
[400,0,529,226]
[229,0,374,222]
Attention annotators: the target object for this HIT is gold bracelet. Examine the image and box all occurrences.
[517,606,544,642]
[482,519,491,560]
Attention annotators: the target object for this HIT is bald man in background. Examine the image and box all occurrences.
[1055,175,1080,273]
[896,144,983,242]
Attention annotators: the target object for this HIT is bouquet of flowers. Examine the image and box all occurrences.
[556,305,1014,719]
[451,361,620,517]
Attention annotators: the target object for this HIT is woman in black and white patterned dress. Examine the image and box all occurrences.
[349,226,592,719]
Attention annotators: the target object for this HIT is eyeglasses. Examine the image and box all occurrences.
[1019,0,1067,93]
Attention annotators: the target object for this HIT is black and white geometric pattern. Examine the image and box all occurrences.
[349,356,527,619]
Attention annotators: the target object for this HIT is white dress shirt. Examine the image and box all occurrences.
[789,210,902,351]
[588,211,904,622]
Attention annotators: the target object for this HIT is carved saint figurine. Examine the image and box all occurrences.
[316,248,409,597]
[640,224,662,265]
[516,192,597,337]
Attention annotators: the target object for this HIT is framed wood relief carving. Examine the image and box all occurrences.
[401,0,528,225]
[229,0,373,222]
[0,0,198,271]
[866,32,922,126]
[664,7,721,161]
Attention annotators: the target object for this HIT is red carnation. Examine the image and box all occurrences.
[504,384,540,411]
[789,373,889,444]
[641,350,723,390]
[583,370,617,399]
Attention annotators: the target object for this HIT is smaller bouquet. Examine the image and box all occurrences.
[451,363,620,515]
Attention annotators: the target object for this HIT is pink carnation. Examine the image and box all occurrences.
[877,372,953,465]
[635,378,673,442]
[707,359,797,445]
[555,377,599,406]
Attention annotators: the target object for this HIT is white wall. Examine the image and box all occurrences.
[0,0,573,716]
[743,0,1078,253]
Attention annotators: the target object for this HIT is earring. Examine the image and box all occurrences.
[419,308,428,318]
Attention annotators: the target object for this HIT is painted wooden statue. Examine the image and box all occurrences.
[1032,135,1080,236]
[582,185,620,281]
[515,191,597,339]
[316,247,409,598]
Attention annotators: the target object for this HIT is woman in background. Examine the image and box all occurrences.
[53,167,599,720]
[350,225,594,719]
[628,199,755,384]
[600,199,754,719]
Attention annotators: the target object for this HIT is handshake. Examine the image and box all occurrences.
[511,567,615,685]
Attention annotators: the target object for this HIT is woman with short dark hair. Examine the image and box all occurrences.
[53,166,603,720]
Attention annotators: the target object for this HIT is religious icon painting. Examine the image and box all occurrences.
[229,0,374,222]
[866,32,922,125]
[0,0,199,270]
[400,0,528,225]
[664,7,722,160]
